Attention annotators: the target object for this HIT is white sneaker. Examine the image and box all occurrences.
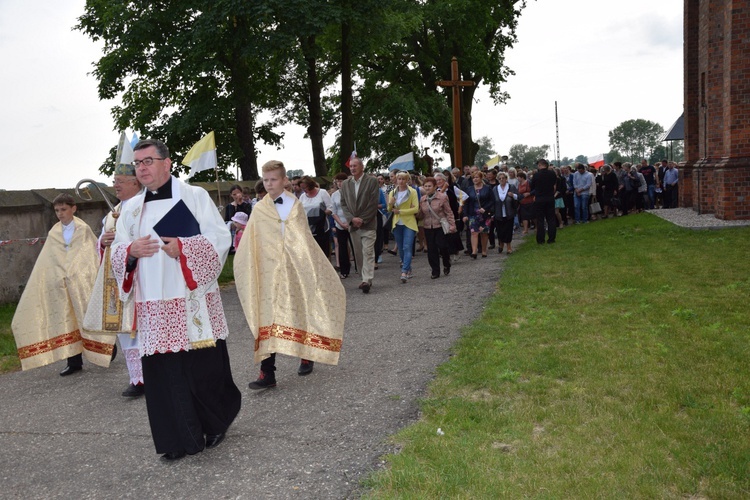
[377,255,383,263]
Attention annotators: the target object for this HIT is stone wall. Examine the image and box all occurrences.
[0,181,251,304]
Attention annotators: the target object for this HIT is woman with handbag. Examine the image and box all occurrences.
[388,171,419,283]
[462,171,494,259]
[419,177,456,279]
[299,176,333,257]
[492,171,521,254]
[435,172,465,260]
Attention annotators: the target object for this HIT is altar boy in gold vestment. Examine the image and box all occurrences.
[12,193,116,373]
[234,160,346,389]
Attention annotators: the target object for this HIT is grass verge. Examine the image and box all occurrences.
[0,303,20,373]
[219,253,235,286]
[363,214,750,498]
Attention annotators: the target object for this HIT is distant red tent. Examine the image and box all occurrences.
[587,153,605,168]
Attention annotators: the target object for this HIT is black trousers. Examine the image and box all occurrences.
[313,230,330,257]
[495,217,514,244]
[142,340,241,455]
[533,200,557,244]
[67,353,83,368]
[619,190,630,215]
[335,228,351,276]
[564,192,575,222]
[375,212,383,262]
[424,227,451,276]
[664,184,678,208]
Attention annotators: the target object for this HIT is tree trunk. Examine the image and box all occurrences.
[229,17,258,180]
[300,35,328,177]
[340,17,353,174]
[461,85,478,167]
[235,103,258,180]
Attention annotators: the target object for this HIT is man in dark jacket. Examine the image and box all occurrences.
[529,159,558,244]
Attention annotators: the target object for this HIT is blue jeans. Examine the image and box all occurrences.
[574,193,590,223]
[392,224,416,273]
[646,184,655,209]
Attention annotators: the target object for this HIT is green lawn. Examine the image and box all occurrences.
[364,214,750,498]
[0,303,20,373]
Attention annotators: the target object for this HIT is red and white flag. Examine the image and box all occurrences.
[587,153,605,168]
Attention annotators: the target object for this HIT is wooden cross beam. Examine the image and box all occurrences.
[437,57,475,169]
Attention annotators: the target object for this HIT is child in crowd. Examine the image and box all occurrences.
[231,211,248,250]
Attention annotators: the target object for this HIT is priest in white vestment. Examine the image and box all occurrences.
[111,139,241,461]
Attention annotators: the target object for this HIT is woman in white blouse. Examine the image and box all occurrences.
[299,176,333,257]
[492,172,521,254]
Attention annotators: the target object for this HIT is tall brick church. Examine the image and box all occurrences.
[682,1,750,220]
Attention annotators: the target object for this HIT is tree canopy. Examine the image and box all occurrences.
[608,119,665,164]
[474,136,497,167]
[77,0,527,179]
[508,143,549,169]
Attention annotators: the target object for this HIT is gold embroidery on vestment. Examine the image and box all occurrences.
[17,330,82,359]
[255,324,343,352]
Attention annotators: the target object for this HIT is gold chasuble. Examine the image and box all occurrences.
[83,206,135,335]
[234,195,345,365]
[12,217,116,370]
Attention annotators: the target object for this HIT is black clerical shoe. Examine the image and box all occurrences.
[298,359,314,376]
[161,451,187,461]
[248,371,276,390]
[205,433,225,449]
[122,383,145,398]
[444,266,450,276]
[59,366,82,377]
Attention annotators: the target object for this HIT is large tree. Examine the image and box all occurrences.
[77,1,286,180]
[78,0,527,179]
[474,136,496,166]
[271,0,343,176]
[608,119,665,165]
[508,143,550,169]
[352,0,526,170]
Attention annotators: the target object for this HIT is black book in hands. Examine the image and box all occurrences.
[152,200,201,238]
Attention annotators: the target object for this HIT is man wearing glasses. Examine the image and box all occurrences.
[111,139,241,461]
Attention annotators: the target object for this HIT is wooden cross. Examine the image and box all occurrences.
[437,57,475,169]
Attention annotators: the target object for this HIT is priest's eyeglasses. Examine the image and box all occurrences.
[133,157,164,167]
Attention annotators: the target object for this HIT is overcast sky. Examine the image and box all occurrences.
[0,0,683,191]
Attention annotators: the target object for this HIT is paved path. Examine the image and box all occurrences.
[0,237,523,499]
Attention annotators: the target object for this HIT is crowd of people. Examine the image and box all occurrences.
[12,143,679,464]
[295,157,679,276]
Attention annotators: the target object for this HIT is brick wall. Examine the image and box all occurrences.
[682,0,750,220]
